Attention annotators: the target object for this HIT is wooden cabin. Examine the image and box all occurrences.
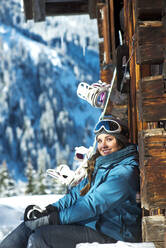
[23,0,166,247]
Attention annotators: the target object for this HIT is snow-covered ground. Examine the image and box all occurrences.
[76,242,156,248]
[0,194,63,242]
[0,195,156,248]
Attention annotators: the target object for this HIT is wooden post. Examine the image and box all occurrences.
[32,0,46,22]
[23,0,33,20]
[123,0,138,143]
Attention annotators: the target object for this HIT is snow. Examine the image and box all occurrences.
[76,242,156,248]
[0,195,156,248]
[0,194,63,242]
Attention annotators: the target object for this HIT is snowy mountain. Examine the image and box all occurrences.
[0,0,101,180]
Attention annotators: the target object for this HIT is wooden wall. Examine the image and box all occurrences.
[124,0,166,247]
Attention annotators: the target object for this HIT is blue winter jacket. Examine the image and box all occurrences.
[52,144,141,242]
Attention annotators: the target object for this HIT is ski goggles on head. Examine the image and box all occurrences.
[94,119,122,135]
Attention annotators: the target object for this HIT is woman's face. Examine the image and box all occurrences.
[97,133,121,156]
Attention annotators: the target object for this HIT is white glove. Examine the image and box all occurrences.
[46,146,94,187]
[47,163,86,187]
[46,164,75,186]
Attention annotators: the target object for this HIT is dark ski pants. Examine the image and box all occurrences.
[0,222,116,248]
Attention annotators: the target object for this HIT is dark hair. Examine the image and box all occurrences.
[80,150,100,196]
[116,137,128,149]
[116,138,124,149]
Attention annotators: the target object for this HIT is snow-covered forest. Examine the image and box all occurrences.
[0,0,102,240]
[0,0,102,192]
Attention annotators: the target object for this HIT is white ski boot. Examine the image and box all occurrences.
[77,80,110,108]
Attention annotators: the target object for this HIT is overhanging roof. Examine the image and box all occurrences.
[23,0,97,22]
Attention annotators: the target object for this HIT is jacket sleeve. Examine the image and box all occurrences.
[52,177,88,210]
[58,165,136,224]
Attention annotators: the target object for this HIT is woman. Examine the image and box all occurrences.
[0,116,141,248]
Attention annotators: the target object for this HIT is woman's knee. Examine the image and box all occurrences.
[27,232,44,248]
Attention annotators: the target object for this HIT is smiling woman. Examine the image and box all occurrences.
[0,115,141,248]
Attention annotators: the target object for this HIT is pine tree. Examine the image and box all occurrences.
[0,161,16,197]
[34,168,47,195]
[45,174,57,194]
[25,160,37,195]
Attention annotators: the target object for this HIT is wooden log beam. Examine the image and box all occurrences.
[138,96,166,122]
[23,0,89,21]
[124,0,138,143]
[142,216,165,246]
[96,1,115,84]
[139,75,166,98]
[109,0,116,63]
[136,21,166,64]
[88,0,97,19]
[46,0,87,2]
[45,1,88,16]
[141,166,166,209]
[138,129,166,209]
[33,0,45,22]
[135,0,163,20]
[102,2,111,65]
[23,0,33,20]
[137,75,166,122]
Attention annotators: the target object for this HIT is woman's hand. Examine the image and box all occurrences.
[24,204,60,230]
[24,205,46,221]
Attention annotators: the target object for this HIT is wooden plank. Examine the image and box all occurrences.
[154,242,166,248]
[46,0,87,2]
[110,104,128,120]
[96,3,105,72]
[96,1,115,84]
[32,0,45,22]
[23,0,89,21]
[109,0,116,63]
[45,1,88,16]
[137,75,166,122]
[23,0,33,20]
[102,3,111,64]
[100,68,113,83]
[136,21,166,64]
[124,0,138,143]
[138,129,166,209]
[88,0,97,19]
[135,0,163,20]
[139,75,166,99]
[142,216,165,243]
[138,129,166,164]
[139,98,166,122]
[98,41,104,66]
[135,0,163,10]
[140,166,166,209]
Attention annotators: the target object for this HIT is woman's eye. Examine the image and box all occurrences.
[107,138,112,142]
